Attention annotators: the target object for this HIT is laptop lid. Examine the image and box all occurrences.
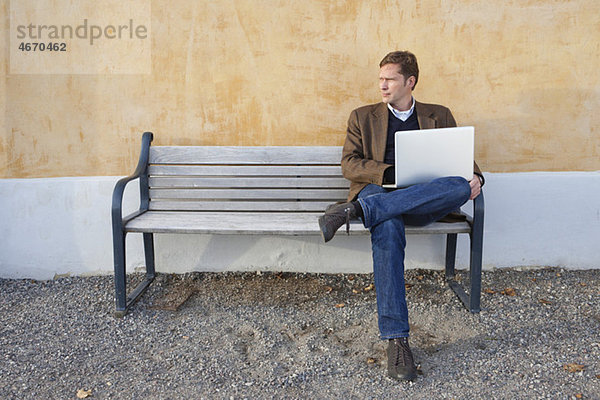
[387,126,474,188]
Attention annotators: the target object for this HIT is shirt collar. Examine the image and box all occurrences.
[387,97,415,122]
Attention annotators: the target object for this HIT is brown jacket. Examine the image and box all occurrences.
[341,101,482,202]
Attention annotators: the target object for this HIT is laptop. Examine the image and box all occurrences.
[382,126,474,188]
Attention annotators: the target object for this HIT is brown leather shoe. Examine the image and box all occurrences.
[387,338,417,381]
[318,202,357,243]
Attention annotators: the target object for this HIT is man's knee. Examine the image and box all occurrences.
[434,176,471,201]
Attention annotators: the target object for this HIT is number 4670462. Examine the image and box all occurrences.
[18,42,67,52]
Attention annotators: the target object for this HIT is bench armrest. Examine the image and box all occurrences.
[111,132,153,232]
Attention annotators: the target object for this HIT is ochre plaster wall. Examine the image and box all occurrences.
[2,0,599,178]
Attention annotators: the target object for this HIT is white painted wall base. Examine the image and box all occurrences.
[1,172,599,279]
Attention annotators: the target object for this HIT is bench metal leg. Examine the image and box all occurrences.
[143,233,156,279]
[113,231,156,318]
[445,193,484,313]
[113,231,128,317]
[468,231,483,312]
[445,233,457,279]
[468,210,484,312]
[468,192,485,312]
[445,232,482,313]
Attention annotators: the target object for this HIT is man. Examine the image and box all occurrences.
[318,51,484,381]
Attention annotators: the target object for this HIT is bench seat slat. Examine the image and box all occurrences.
[149,176,350,189]
[125,211,472,235]
[149,188,348,200]
[148,165,343,176]
[150,146,342,165]
[148,200,333,212]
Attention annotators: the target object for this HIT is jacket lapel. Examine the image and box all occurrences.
[416,101,436,129]
[372,103,388,161]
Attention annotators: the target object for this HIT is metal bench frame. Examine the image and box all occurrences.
[112,132,484,317]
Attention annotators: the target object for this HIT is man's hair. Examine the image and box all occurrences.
[379,51,419,89]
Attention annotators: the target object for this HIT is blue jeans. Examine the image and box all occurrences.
[356,177,471,339]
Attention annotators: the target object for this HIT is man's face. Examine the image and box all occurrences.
[379,63,414,110]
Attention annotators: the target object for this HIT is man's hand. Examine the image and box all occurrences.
[469,175,482,200]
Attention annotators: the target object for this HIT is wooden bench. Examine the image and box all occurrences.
[112,132,484,317]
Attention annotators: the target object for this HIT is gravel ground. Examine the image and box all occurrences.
[1,268,599,399]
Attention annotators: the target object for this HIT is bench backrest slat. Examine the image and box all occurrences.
[148,177,349,189]
[148,201,335,212]
[150,146,342,165]
[148,146,348,212]
[148,165,343,176]
[149,188,348,200]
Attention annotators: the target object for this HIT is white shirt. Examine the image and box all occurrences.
[387,98,416,122]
